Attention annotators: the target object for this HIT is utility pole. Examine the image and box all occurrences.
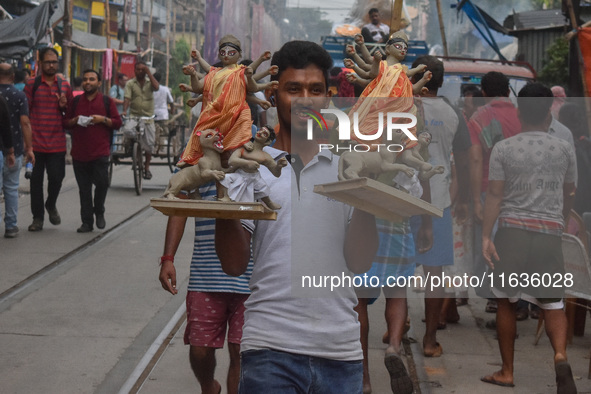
[136,0,141,51]
[435,0,449,56]
[105,0,112,89]
[63,0,73,79]
[166,0,170,86]
[148,0,153,53]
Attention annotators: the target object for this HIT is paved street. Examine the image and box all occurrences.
[2,161,591,393]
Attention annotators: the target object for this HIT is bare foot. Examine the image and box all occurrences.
[480,370,514,387]
[422,340,443,357]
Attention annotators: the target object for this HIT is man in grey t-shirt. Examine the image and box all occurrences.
[481,83,577,393]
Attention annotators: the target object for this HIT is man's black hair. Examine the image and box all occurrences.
[153,71,162,82]
[368,8,379,15]
[135,60,147,67]
[481,71,509,97]
[14,69,26,83]
[271,41,333,89]
[463,85,482,97]
[411,55,444,92]
[73,76,83,87]
[517,82,552,127]
[82,69,101,81]
[240,59,253,66]
[39,47,59,61]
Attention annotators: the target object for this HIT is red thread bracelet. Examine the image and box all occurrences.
[160,255,174,265]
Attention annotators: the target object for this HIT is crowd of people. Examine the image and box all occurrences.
[153,33,587,394]
[0,27,589,394]
[0,47,177,235]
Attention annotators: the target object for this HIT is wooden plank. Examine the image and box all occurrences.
[150,198,277,220]
[314,177,443,221]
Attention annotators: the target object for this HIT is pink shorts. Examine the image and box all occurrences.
[184,291,249,348]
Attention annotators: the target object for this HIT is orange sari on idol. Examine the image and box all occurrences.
[179,64,252,166]
[348,61,418,150]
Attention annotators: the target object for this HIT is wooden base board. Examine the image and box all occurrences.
[150,198,277,220]
[314,177,442,221]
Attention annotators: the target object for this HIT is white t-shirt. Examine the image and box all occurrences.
[421,97,459,210]
[363,22,390,42]
[153,85,173,121]
[240,148,362,361]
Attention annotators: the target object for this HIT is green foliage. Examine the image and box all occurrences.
[539,37,569,86]
[153,38,192,121]
[529,0,561,10]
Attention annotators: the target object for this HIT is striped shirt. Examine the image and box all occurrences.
[24,75,72,153]
[188,183,252,293]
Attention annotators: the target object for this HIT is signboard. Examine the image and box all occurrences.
[73,0,91,32]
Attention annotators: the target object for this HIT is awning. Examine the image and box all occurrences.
[0,1,53,59]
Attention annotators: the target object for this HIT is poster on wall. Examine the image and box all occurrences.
[120,54,136,78]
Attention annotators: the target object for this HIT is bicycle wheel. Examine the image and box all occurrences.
[167,125,186,172]
[166,127,177,173]
[132,141,143,195]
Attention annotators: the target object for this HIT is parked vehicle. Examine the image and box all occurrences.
[438,56,536,105]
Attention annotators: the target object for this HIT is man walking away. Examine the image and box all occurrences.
[0,63,34,238]
[481,83,577,393]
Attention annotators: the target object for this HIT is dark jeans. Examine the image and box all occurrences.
[73,157,109,227]
[30,151,66,221]
[239,349,363,394]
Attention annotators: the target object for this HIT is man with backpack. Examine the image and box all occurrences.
[24,47,73,232]
[62,69,121,233]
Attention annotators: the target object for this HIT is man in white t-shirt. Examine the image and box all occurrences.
[214,40,378,394]
[362,8,390,43]
[152,72,174,154]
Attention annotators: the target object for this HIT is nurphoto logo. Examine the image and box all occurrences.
[306,108,418,153]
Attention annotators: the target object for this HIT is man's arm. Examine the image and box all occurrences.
[482,180,504,269]
[468,144,484,223]
[123,98,130,115]
[145,65,160,91]
[215,219,252,276]
[563,182,576,221]
[416,178,433,254]
[344,209,378,274]
[159,214,188,295]
[20,115,34,165]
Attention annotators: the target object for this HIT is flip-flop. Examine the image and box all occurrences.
[555,361,577,394]
[423,342,443,357]
[480,375,515,387]
[384,353,414,394]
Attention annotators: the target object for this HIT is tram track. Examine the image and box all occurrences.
[0,205,152,313]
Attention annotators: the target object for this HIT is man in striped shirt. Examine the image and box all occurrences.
[159,183,252,394]
[24,47,73,231]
